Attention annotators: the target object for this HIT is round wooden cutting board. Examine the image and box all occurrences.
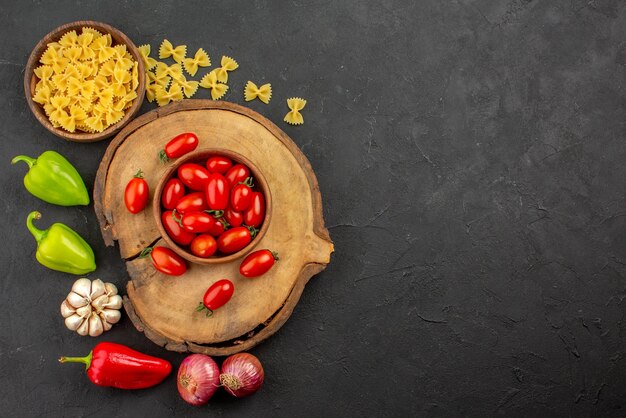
[94,100,334,356]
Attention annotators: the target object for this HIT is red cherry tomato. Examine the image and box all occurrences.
[181,211,217,233]
[149,246,186,276]
[178,163,211,191]
[217,226,252,254]
[239,249,278,278]
[161,178,185,210]
[160,132,198,161]
[230,179,253,212]
[201,279,234,312]
[243,192,265,228]
[224,208,243,228]
[206,156,233,174]
[190,234,217,258]
[175,192,208,213]
[124,170,149,214]
[225,164,250,187]
[207,217,227,237]
[162,210,195,245]
[205,173,230,210]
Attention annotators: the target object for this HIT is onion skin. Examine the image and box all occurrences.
[177,354,220,406]
[220,353,264,398]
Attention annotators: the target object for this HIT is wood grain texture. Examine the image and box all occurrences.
[94,100,333,355]
[24,20,146,142]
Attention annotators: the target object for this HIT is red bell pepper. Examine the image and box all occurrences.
[59,342,172,389]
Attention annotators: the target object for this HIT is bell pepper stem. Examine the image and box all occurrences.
[58,350,93,371]
[26,211,46,243]
[11,155,36,168]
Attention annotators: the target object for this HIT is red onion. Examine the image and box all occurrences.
[177,354,220,405]
[220,353,264,397]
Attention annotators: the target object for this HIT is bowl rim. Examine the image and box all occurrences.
[152,148,272,265]
[23,20,146,142]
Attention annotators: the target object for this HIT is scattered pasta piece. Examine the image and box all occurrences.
[183,48,211,76]
[155,82,184,107]
[244,81,272,104]
[284,97,306,125]
[147,69,171,88]
[32,27,140,133]
[199,70,229,100]
[159,39,187,63]
[214,56,238,83]
[177,75,200,98]
[138,44,157,70]
[155,62,184,82]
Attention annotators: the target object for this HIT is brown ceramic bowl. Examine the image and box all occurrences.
[24,20,146,142]
[153,149,272,265]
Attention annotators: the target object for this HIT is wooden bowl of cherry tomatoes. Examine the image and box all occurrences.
[153,147,271,265]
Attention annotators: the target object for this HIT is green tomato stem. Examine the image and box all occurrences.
[139,246,153,258]
[158,150,170,164]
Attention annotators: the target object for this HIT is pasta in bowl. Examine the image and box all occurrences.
[24,21,146,142]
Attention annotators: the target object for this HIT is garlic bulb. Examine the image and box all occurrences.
[61,278,123,337]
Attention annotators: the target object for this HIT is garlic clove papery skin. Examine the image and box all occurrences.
[65,314,85,331]
[90,279,106,300]
[66,291,89,308]
[88,313,104,337]
[100,308,121,324]
[101,316,113,331]
[104,295,123,310]
[71,278,93,299]
[60,300,76,318]
[76,319,90,336]
[90,294,109,312]
[104,282,118,297]
[75,304,93,319]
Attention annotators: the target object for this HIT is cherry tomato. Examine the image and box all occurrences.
[205,173,229,210]
[161,178,185,210]
[178,163,211,191]
[190,234,217,258]
[181,211,216,233]
[230,179,253,212]
[201,279,234,314]
[239,249,278,278]
[217,226,252,254]
[149,246,186,276]
[225,164,250,187]
[243,192,265,228]
[124,170,149,214]
[160,132,199,162]
[207,217,227,236]
[162,210,195,245]
[224,208,243,228]
[206,156,233,174]
[175,192,208,213]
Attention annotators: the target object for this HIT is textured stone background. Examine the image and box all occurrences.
[1,0,625,416]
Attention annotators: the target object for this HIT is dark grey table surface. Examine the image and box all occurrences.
[1,1,625,416]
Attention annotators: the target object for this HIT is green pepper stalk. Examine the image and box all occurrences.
[26,211,96,275]
[12,151,90,206]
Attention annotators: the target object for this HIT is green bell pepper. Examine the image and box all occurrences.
[26,211,96,275]
[12,151,89,206]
